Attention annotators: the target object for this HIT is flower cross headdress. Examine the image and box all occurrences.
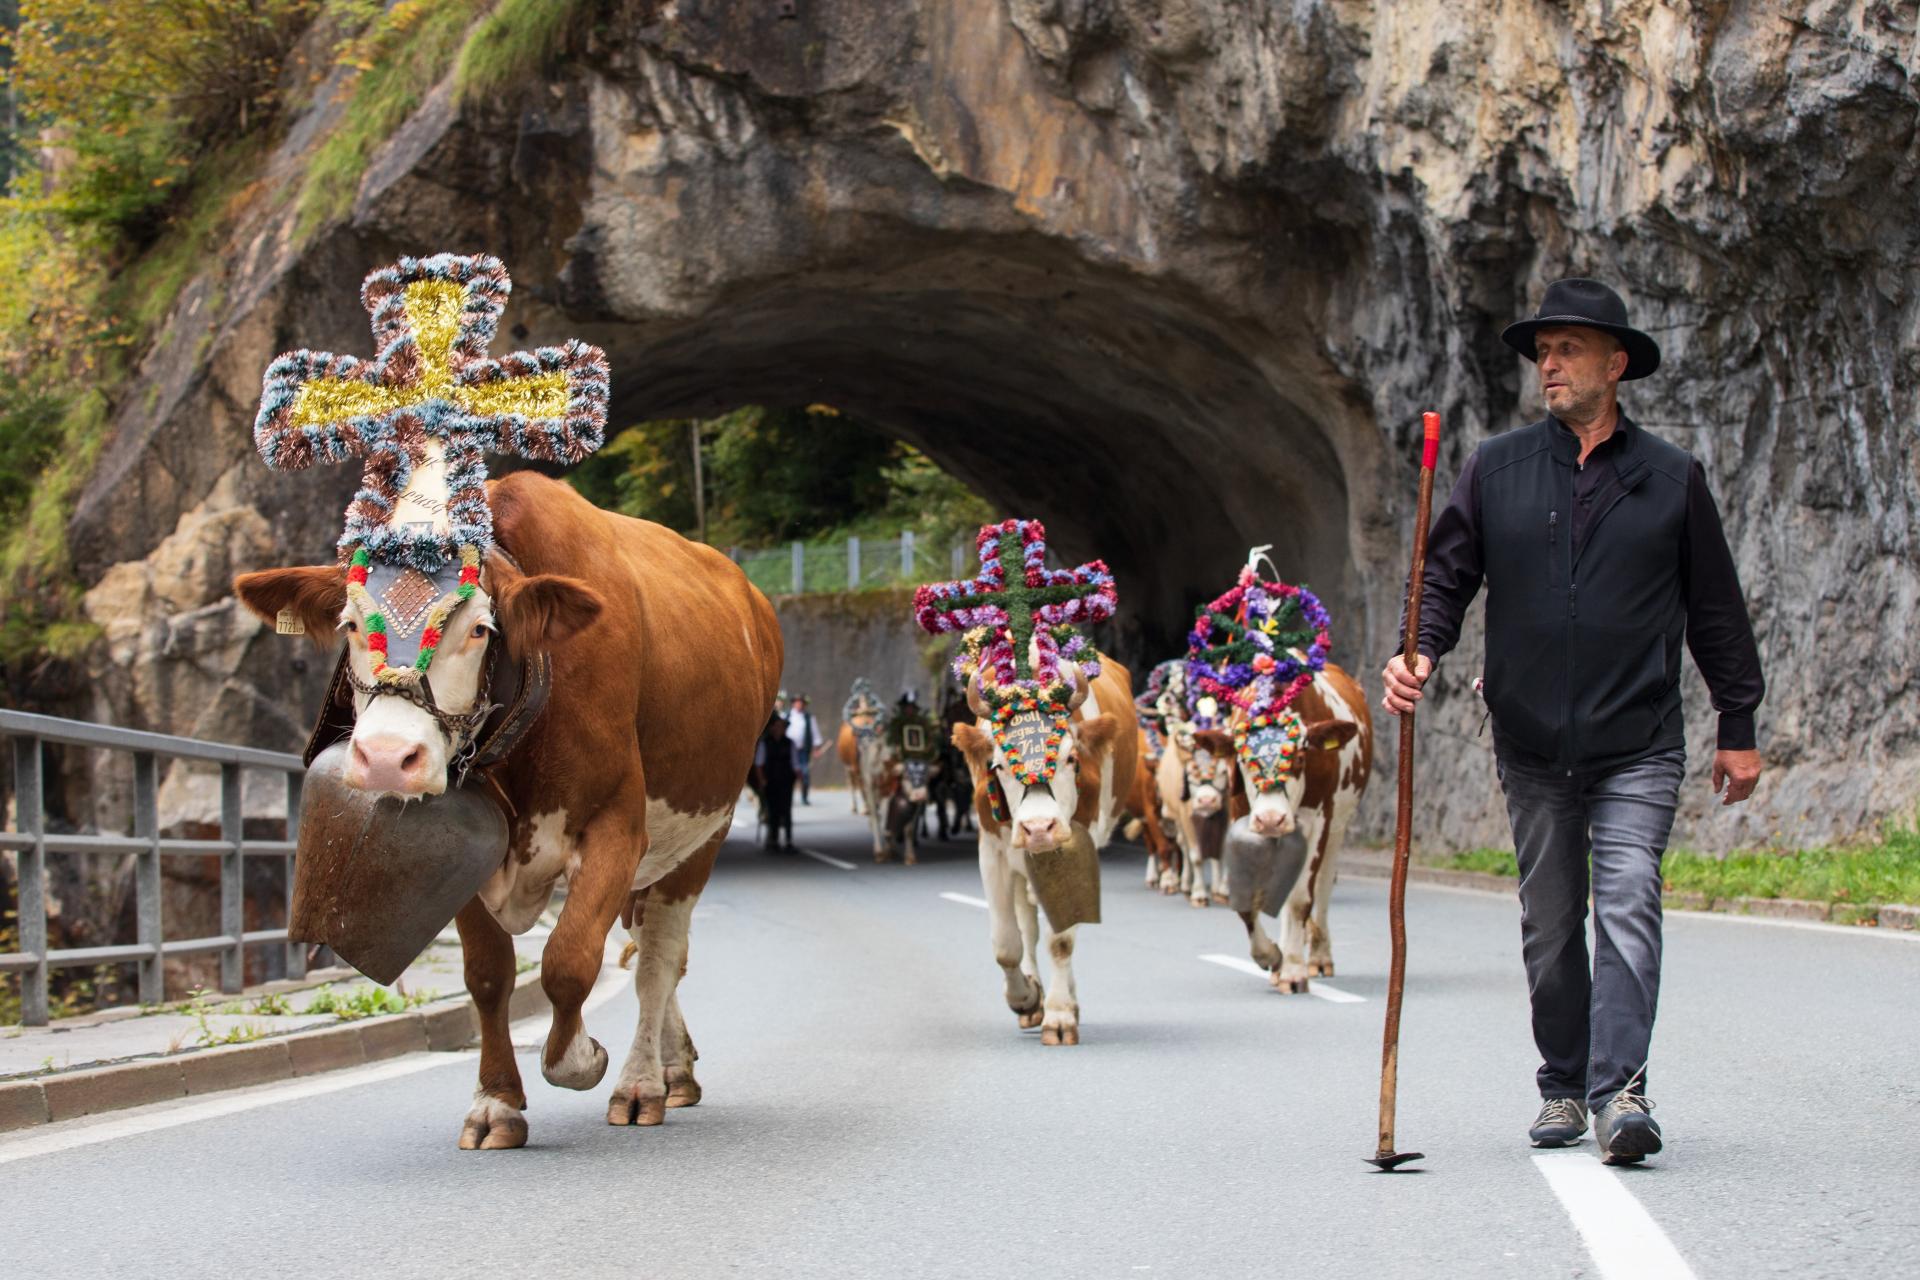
[1186,548,1333,788]
[913,519,1115,787]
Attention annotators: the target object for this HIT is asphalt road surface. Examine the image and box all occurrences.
[4,800,1916,1279]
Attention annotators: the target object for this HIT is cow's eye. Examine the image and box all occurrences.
[342,619,359,634]
[471,624,489,640]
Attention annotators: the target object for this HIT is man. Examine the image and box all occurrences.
[1381,278,1765,1165]
[753,713,799,852]
[786,694,827,804]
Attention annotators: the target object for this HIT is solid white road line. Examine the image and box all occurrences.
[941,892,990,909]
[797,847,857,871]
[2,946,632,1166]
[1196,953,1367,1003]
[1533,1152,1698,1280]
[0,1054,464,1166]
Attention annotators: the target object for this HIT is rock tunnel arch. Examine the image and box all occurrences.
[566,241,1391,665]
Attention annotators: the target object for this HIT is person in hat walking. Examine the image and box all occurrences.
[1381,278,1765,1165]
[753,713,799,853]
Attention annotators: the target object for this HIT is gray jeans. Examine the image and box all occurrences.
[1495,744,1686,1109]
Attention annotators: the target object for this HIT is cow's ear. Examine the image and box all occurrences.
[1076,714,1119,754]
[1304,719,1361,751]
[233,566,346,649]
[952,722,994,773]
[1193,728,1233,755]
[493,570,605,658]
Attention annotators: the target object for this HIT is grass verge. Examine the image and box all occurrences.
[1427,817,1920,909]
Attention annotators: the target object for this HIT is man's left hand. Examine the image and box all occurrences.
[1712,749,1762,806]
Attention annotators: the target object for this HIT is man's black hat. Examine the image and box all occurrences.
[1501,278,1661,381]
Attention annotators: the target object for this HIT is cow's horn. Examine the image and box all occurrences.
[967,667,992,718]
[1063,660,1091,711]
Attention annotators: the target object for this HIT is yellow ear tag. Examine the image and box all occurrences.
[275,609,305,636]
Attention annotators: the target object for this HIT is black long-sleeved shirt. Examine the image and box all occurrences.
[1416,417,1765,752]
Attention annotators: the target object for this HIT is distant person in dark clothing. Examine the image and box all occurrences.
[786,695,826,804]
[753,714,798,852]
[1382,279,1764,1166]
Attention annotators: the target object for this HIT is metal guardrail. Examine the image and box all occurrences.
[0,709,306,1026]
[729,532,967,597]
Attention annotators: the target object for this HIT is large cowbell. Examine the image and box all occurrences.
[1024,821,1102,931]
[1224,819,1309,917]
[289,743,508,984]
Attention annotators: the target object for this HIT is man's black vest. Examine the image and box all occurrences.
[1477,415,1693,770]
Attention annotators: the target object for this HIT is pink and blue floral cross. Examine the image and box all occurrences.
[913,519,1116,696]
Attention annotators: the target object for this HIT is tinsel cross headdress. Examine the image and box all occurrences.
[913,519,1115,788]
[251,253,610,683]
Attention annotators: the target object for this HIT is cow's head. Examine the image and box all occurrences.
[1230,707,1360,838]
[899,756,934,805]
[952,666,1117,853]
[235,555,603,798]
[1180,731,1234,819]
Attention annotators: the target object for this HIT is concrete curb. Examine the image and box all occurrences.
[0,969,550,1135]
[1342,855,1919,931]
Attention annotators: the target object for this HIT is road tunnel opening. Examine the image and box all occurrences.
[569,247,1377,665]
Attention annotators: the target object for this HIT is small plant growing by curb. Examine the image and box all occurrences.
[303,983,437,1021]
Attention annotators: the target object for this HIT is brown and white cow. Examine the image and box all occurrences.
[1217,663,1372,993]
[837,707,896,857]
[235,472,781,1147]
[951,657,1137,1046]
[1156,721,1235,908]
[1123,725,1177,894]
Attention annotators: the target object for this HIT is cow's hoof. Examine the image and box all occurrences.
[1212,892,1230,906]
[607,1089,669,1126]
[542,1035,608,1091]
[1158,874,1180,894]
[1270,972,1310,994]
[1016,1004,1045,1030]
[1189,895,1210,909]
[459,1095,528,1150]
[666,1073,703,1108]
[1308,961,1335,978]
[904,852,918,866]
[1040,1021,1080,1046]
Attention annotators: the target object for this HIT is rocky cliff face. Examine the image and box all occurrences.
[51,0,1920,852]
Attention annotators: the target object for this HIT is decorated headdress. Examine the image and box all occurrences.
[1186,547,1333,790]
[251,253,609,683]
[913,519,1116,789]
[843,677,889,738]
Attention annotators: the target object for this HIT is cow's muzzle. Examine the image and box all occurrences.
[1250,807,1295,838]
[346,733,435,797]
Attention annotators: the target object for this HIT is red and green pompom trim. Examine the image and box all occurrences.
[346,543,482,684]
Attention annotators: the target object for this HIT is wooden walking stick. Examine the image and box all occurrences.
[1366,410,1441,1173]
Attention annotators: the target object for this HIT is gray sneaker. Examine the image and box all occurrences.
[1593,1090,1662,1165]
[1529,1097,1589,1147]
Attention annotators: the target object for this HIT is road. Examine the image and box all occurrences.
[4,800,1916,1279]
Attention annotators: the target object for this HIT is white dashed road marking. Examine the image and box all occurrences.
[1533,1152,1698,1279]
[941,892,990,909]
[1196,953,1366,1003]
[797,847,857,870]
